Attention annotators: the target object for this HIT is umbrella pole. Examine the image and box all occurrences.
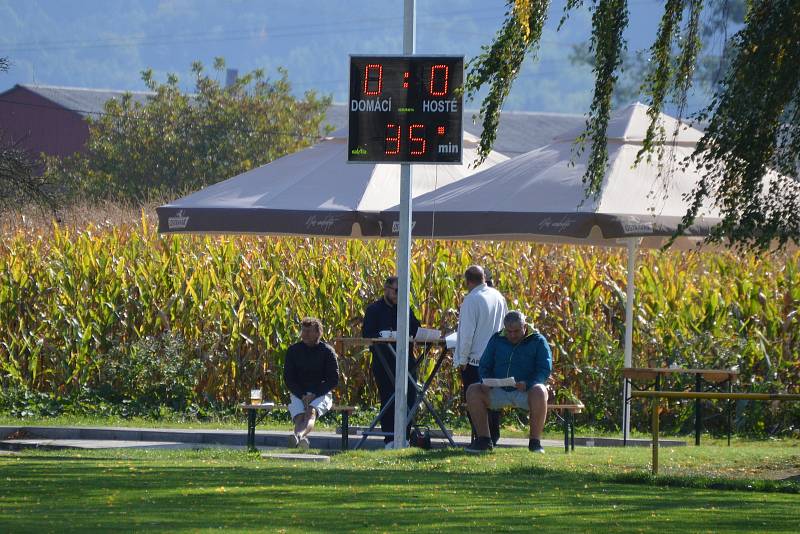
[622,237,638,444]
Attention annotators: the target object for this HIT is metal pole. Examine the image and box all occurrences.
[651,397,659,475]
[727,379,733,446]
[695,374,702,446]
[622,238,637,443]
[393,0,416,449]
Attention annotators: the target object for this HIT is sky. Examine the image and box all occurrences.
[0,0,708,114]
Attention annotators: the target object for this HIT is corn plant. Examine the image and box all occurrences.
[1,215,798,434]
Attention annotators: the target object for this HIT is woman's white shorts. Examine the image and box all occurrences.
[288,392,333,419]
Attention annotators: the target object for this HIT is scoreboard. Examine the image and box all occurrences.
[348,55,464,164]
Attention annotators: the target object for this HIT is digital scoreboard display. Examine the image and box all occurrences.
[348,55,463,164]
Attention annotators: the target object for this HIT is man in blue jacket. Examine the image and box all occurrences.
[465,310,552,454]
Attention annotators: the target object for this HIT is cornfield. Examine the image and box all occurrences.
[1,211,799,434]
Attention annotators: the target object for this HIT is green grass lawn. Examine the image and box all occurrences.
[1,443,798,533]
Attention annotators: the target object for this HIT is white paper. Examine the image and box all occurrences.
[444,331,457,350]
[481,377,517,388]
[414,327,442,342]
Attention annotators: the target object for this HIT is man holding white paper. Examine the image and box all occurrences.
[455,265,507,445]
[465,310,552,454]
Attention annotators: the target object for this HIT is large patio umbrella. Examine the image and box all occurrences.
[375,103,730,439]
[156,130,507,237]
[375,103,721,245]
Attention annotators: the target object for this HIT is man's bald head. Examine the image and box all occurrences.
[464,265,485,288]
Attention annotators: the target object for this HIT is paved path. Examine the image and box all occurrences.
[0,425,683,452]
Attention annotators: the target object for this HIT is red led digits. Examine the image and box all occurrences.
[429,64,449,96]
[364,64,383,95]
[437,126,446,136]
[403,71,409,89]
[385,123,401,155]
[409,124,426,156]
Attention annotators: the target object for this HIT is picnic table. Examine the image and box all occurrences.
[632,390,800,474]
[623,367,739,445]
[333,336,456,449]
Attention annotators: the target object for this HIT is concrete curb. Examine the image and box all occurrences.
[0,425,686,452]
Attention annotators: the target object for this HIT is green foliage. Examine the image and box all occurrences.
[43,58,332,201]
[569,1,747,107]
[470,1,800,250]
[463,1,550,164]
[1,217,798,435]
[576,0,629,199]
[0,387,65,418]
[685,2,800,250]
[638,0,699,164]
[95,332,204,413]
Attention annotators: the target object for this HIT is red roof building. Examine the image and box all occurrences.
[0,84,153,162]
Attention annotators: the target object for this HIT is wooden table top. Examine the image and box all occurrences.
[622,367,738,383]
[239,402,276,410]
[332,336,446,345]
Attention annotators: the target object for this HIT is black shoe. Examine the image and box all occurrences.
[465,436,493,454]
[528,439,545,454]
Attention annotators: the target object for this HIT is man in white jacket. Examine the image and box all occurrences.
[456,265,507,445]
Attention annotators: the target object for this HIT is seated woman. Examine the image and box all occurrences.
[283,317,340,449]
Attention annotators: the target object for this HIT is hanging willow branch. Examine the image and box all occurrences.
[463,0,550,164]
[680,0,800,250]
[469,0,800,250]
[466,0,628,195]
[575,0,628,197]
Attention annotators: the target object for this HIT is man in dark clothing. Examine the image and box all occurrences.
[283,317,339,449]
[362,275,421,446]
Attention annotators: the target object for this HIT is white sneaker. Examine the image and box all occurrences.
[298,437,310,450]
[287,434,299,448]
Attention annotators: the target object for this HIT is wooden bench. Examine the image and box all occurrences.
[548,402,585,453]
[461,400,584,453]
[631,390,800,474]
[240,403,356,451]
[273,404,357,451]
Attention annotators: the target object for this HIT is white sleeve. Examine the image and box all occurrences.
[455,298,476,366]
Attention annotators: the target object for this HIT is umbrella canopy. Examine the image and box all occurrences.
[377,103,723,249]
[156,130,507,237]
